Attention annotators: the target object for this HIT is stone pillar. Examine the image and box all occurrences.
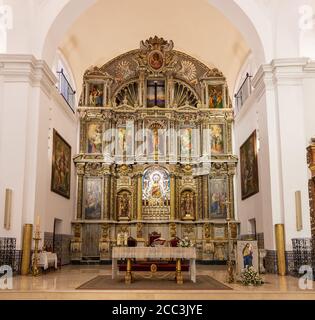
[137,174,143,220]
[170,175,176,220]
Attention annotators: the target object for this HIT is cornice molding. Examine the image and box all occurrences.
[0,54,57,97]
[252,58,315,99]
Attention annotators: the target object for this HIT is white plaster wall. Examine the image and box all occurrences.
[234,92,275,249]
[35,89,78,238]
[303,67,315,141]
[0,56,78,248]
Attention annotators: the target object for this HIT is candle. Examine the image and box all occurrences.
[36,215,40,231]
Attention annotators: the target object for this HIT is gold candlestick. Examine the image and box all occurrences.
[32,229,41,277]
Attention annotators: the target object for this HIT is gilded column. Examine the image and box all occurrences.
[137,174,143,220]
[275,224,286,276]
[85,82,89,105]
[110,176,115,220]
[170,174,176,220]
[203,175,209,220]
[76,164,85,220]
[104,174,111,220]
[21,224,33,275]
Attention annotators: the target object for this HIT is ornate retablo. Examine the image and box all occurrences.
[72,37,239,263]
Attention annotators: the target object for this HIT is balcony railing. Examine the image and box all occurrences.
[234,73,252,112]
[57,69,76,113]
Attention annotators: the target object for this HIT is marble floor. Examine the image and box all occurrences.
[1,264,315,300]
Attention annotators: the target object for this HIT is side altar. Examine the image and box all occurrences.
[70,37,239,263]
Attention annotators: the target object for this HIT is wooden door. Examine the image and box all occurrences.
[82,224,101,258]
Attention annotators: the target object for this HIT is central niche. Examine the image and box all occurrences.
[142,167,170,220]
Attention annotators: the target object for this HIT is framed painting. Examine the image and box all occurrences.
[240,130,259,200]
[208,84,225,109]
[236,241,259,275]
[51,129,71,199]
[83,178,103,220]
[86,122,103,153]
[180,127,192,157]
[209,178,227,219]
[210,124,224,155]
[147,80,166,108]
[89,83,104,106]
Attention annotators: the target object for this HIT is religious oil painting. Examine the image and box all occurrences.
[236,241,259,275]
[210,124,224,155]
[84,178,102,220]
[210,179,227,219]
[148,50,164,70]
[240,130,259,200]
[180,127,192,157]
[147,80,166,108]
[208,84,224,109]
[51,129,71,199]
[142,167,170,207]
[89,83,104,106]
[117,126,133,156]
[87,123,102,153]
[147,123,166,159]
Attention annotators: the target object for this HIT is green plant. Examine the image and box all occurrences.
[240,266,264,286]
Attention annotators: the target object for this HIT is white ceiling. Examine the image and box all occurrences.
[59,0,251,93]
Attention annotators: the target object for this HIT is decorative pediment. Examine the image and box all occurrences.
[84,66,111,80]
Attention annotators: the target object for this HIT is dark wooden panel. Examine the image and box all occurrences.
[82,224,101,257]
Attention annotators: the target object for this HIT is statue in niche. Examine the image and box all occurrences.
[118,192,130,220]
[181,191,195,220]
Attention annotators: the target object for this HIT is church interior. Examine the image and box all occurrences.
[1,0,315,300]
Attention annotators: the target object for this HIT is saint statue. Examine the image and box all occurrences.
[119,194,130,218]
[242,243,253,269]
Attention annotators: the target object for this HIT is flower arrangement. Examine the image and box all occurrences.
[240,266,264,286]
[178,237,194,248]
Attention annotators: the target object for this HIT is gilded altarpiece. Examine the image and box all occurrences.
[72,37,239,262]
[307,142,315,238]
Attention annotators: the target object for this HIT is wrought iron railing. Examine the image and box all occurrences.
[234,73,252,112]
[57,69,76,112]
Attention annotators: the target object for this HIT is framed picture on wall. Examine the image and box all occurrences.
[51,129,71,199]
[240,130,259,200]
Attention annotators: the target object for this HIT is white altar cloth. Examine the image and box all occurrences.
[32,252,58,270]
[112,247,196,283]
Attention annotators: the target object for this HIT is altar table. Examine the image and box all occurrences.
[112,247,196,284]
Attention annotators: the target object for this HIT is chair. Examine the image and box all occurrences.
[170,236,181,247]
[127,236,137,247]
[149,232,161,246]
